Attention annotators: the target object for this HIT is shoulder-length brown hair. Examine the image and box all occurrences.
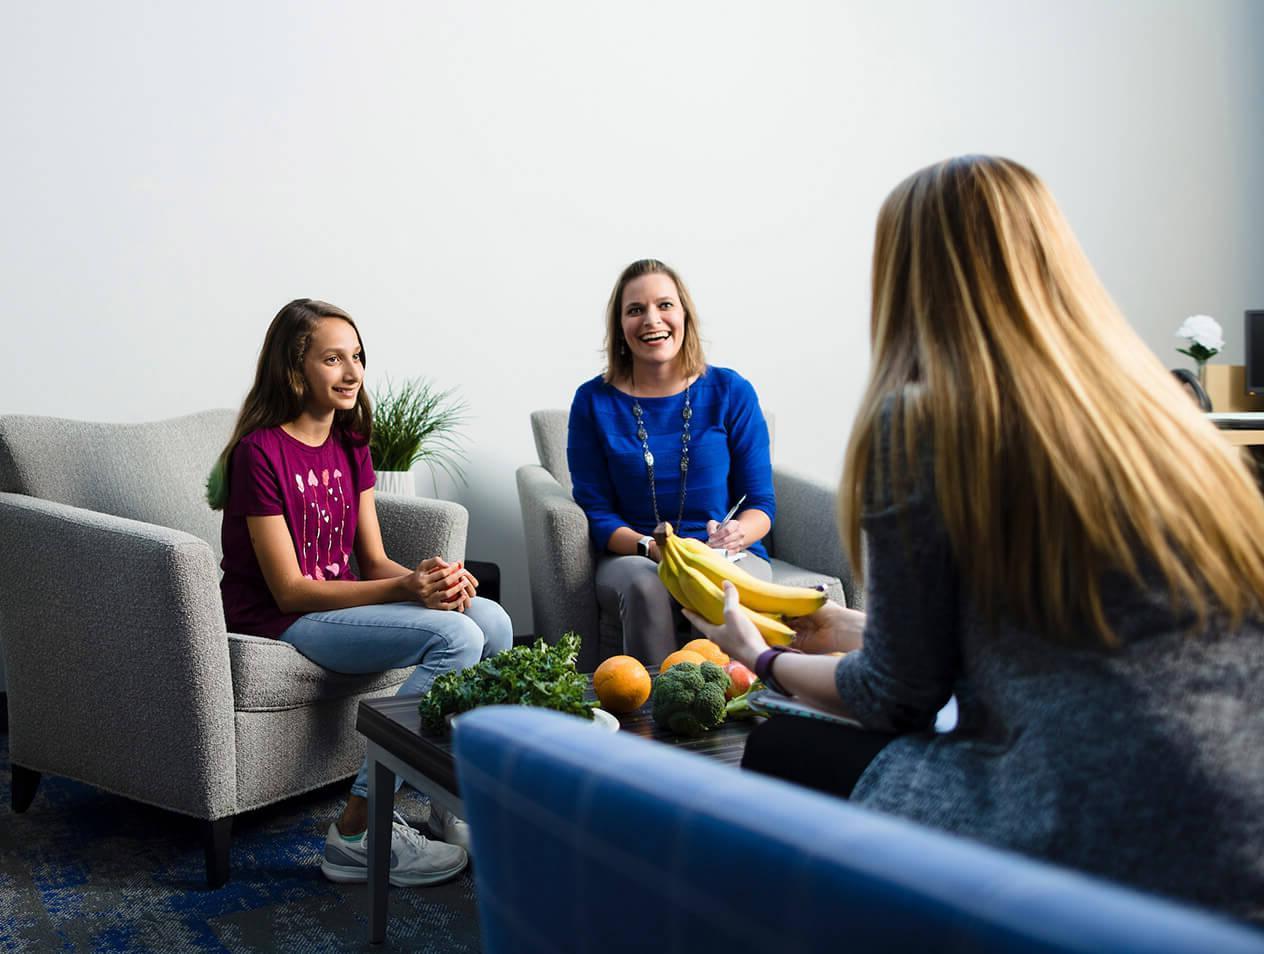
[841,155,1264,645]
[602,259,707,383]
[207,298,373,510]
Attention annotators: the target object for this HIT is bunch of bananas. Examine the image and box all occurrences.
[655,523,827,646]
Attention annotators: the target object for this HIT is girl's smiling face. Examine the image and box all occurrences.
[302,317,364,415]
[620,272,686,374]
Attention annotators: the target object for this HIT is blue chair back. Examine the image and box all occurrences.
[453,707,1264,954]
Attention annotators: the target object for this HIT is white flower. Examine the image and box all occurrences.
[1176,314,1224,352]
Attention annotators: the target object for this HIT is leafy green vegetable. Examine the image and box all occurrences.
[418,632,592,732]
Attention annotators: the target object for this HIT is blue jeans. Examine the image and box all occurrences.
[280,597,513,799]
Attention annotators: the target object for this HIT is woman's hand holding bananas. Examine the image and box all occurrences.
[683,579,768,669]
[655,522,828,647]
[789,601,867,655]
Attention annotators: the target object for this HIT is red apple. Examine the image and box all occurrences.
[723,660,756,700]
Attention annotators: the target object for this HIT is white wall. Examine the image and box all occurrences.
[3,0,1261,632]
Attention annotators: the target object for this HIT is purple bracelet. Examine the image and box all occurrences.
[754,646,803,696]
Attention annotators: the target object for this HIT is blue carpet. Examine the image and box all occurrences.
[1,730,483,952]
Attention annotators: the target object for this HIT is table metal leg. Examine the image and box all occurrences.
[359,730,464,943]
[367,747,394,944]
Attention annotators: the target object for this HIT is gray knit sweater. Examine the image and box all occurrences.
[835,423,1264,924]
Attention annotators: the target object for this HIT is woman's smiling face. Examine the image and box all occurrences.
[620,272,686,374]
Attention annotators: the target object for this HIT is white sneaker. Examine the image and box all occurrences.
[321,812,468,887]
[427,805,471,853]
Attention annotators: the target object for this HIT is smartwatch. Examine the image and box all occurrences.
[637,535,655,558]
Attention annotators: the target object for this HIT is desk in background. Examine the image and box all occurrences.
[1210,412,1264,447]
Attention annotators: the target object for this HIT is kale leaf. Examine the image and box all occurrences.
[418,632,592,732]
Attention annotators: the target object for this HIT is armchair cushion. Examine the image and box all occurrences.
[227,634,410,711]
[771,466,860,608]
[766,557,844,605]
[530,409,572,493]
[0,410,233,562]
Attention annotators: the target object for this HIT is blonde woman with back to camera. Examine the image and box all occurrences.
[688,156,1264,924]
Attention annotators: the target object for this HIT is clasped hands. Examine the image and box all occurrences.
[400,556,478,611]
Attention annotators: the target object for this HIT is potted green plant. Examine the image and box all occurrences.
[369,376,469,497]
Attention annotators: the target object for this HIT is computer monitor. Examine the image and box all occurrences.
[1247,311,1264,396]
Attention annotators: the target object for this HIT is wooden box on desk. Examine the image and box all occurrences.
[1204,364,1264,412]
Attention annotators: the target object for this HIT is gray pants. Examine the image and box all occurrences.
[594,552,772,664]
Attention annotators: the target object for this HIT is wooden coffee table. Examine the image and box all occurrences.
[355,674,757,943]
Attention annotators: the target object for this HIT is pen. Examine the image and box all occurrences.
[719,493,747,526]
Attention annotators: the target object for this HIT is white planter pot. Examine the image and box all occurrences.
[376,470,415,496]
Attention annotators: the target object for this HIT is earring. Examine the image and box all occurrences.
[619,340,627,356]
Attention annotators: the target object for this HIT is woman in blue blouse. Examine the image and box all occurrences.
[567,258,776,663]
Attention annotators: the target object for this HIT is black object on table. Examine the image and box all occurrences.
[463,560,499,605]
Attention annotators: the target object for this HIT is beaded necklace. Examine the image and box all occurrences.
[630,375,692,528]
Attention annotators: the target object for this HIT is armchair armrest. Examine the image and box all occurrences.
[374,493,468,566]
[771,467,862,609]
[515,465,600,669]
[0,492,237,818]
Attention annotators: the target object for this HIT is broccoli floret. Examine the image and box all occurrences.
[699,661,730,690]
[651,661,732,737]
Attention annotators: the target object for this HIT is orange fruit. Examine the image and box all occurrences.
[593,655,652,713]
[681,638,730,666]
[659,649,708,674]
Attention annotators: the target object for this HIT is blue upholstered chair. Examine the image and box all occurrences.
[453,706,1264,954]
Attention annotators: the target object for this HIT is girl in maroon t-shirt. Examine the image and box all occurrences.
[209,298,511,887]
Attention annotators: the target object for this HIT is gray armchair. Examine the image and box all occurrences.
[516,409,860,671]
[0,411,468,887]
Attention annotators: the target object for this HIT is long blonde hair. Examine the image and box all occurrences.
[841,156,1264,645]
[602,259,707,383]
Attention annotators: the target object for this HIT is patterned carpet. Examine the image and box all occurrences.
[0,728,483,953]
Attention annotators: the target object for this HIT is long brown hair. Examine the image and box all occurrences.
[207,299,373,510]
[602,259,707,383]
[841,156,1264,645]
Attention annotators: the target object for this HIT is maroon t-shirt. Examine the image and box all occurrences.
[220,426,376,637]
